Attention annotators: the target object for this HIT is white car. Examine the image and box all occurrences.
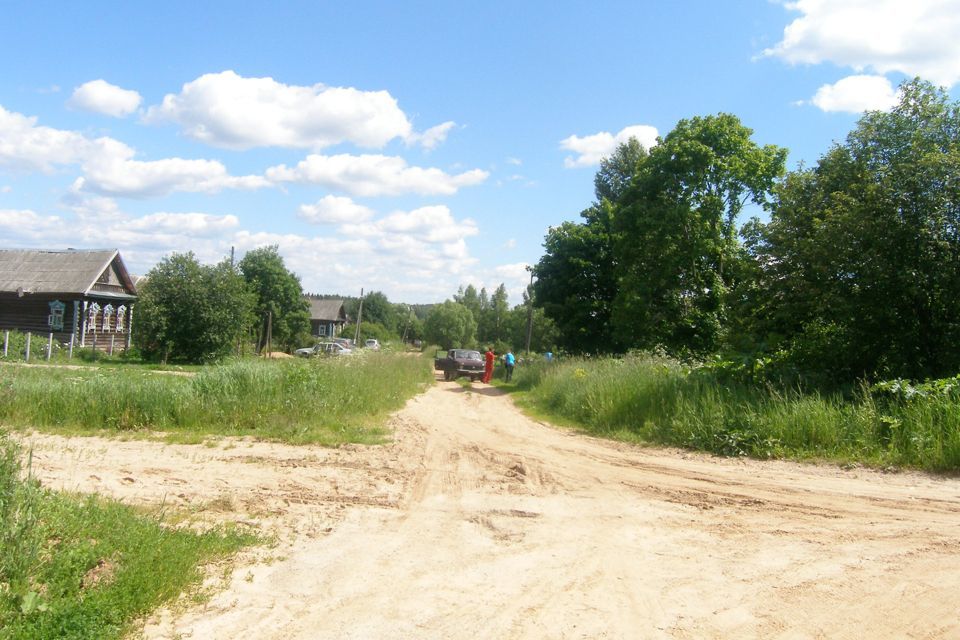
[295,342,353,357]
[364,339,381,351]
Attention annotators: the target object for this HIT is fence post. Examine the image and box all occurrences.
[109,335,115,356]
[3,330,7,357]
[25,332,31,362]
[69,333,75,359]
[47,333,53,361]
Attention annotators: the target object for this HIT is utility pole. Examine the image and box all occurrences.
[353,288,364,345]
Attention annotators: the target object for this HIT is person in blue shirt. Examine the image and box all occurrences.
[504,350,516,382]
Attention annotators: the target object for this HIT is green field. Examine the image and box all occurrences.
[0,352,435,445]
[510,353,960,472]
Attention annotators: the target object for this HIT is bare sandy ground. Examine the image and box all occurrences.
[23,376,960,639]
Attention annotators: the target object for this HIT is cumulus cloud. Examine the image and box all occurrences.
[0,105,268,197]
[68,79,142,117]
[298,195,375,225]
[75,137,269,197]
[266,153,489,197]
[808,74,900,112]
[560,124,659,168]
[0,105,93,171]
[765,0,960,87]
[143,70,416,150]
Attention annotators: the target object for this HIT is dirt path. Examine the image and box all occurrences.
[24,377,960,638]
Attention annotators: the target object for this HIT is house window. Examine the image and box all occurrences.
[102,304,114,331]
[318,324,327,336]
[48,300,65,331]
[88,303,100,330]
[116,306,126,332]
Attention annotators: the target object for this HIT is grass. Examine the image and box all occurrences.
[0,352,435,445]
[0,436,257,640]
[509,353,960,472]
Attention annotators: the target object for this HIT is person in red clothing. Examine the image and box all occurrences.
[482,347,495,383]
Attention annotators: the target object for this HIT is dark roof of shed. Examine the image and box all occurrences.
[0,249,137,296]
[306,298,347,321]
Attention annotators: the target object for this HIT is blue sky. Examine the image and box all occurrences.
[2,1,959,304]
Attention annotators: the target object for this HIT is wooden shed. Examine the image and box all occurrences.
[0,248,138,350]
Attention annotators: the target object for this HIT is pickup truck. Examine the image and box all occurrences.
[434,348,485,382]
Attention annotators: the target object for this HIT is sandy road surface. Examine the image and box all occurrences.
[24,377,960,639]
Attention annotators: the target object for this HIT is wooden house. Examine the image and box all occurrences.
[0,249,138,349]
[306,297,347,338]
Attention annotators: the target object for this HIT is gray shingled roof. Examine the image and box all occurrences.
[0,249,134,295]
[307,298,346,321]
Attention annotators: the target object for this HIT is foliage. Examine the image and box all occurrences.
[511,353,960,471]
[423,301,477,349]
[0,354,433,445]
[0,434,255,639]
[534,202,621,353]
[612,113,787,356]
[748,79,960,382]
[239,246,312,353]
[357,291,398,334]
[133,253,256,364]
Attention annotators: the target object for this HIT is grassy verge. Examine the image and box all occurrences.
[0,436,257,640]
[0,352,434,445]
[509,353,960,472]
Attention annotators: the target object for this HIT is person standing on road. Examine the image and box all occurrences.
[504,350,516,382]
[483,347,495,383]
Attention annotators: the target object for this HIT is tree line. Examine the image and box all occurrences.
[534,79,960,386]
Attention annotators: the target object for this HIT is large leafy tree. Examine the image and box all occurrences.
[752,79,960,381]
[134,253,255,363]
[239,246,311,353]
[612,114,787,356]
[423,301,476,349]
[533,139,647,354]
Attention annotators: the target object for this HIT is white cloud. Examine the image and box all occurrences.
[0,105,268,197]
[298,195,375,225]
[506,157,522,166]
[766,0,960,87]
[809,74,900,112]
[561,124,659,168]
[76,137,270,197]
[503,238,516,249]
[144,70,415,150]
[406,121,456,150]
[68,79,142,117]
[266,153,489,197]
[0,105,93,171]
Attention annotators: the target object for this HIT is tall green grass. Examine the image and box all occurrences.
[513,353,960,471]
[0,435,256,639]
[0,353,434,444]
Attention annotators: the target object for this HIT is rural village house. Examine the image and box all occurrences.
[306,297,347,338]
[0,249,138,350]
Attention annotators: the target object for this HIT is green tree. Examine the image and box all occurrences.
[423,301,476,349]
[238,246,311,353]
[534,139,651,354]
[134,253,255,363]
[534,201,622,353]
[612,113,787,356]
[753,79,960,381]
[359,291,398,333]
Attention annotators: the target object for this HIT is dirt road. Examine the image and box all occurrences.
[26,377,960,638]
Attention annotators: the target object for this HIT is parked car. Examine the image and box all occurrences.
[331,337,354,349]
[295,342,353,357]
[434,348,484,381]
[364,338,381,351]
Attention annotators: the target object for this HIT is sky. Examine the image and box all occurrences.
[2,0,960,305]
